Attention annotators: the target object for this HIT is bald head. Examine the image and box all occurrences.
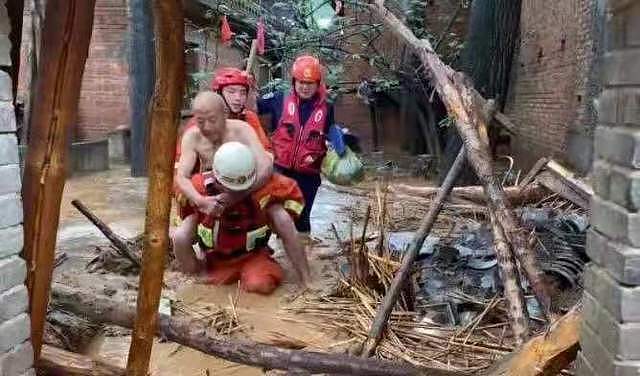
[192,91,226,141]
[193,91,225,113]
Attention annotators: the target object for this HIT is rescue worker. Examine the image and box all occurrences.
[173,91,311,288]
[181,142,296,295]
[258,55,334,236]
[212,67,267,146]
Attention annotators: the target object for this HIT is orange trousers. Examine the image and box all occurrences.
[203,249,283,295]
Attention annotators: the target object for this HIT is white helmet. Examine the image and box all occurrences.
[212,141,257,191]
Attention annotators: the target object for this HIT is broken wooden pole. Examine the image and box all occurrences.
[367,0,551,318]
[487,308,581,376]
[38,344,126,376]
[362,147,466,357]
[125,1,185,375]
[21,0,96,359]
[490,212,529,343]
[50,284,454,376]
[71,199,141,267]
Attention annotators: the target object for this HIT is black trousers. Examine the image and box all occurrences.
[276,167,322,233]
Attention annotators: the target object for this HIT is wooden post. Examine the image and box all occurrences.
[125,1,184,375]
[128,0,155,176]
[362,147,466,357]
[21,0,96,358]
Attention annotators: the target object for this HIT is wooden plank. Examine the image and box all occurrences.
[488,309,581,376]
[38,345,125,376]
[21,0,96,359]
[125,1,185,375]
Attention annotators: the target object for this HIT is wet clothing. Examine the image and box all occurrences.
[189,172,303,295]
[259,91,334,233]
[202,249,283,295]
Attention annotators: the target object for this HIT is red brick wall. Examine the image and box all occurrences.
[504,0,600,171]
[76,0,130,141]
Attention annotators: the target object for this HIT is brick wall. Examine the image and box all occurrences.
[504,0,602,172]
[577,1,640,374]
[76,0,130,141]
[0,3,34,375]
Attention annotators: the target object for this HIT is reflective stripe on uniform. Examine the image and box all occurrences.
[246,225,270,251]
[284,200,304,215]
[258,194,272,209]
[197,221,219,250]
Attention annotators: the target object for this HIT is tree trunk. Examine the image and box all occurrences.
[21,0,96,359]
[362,147,466,356]
[128,0,155,176]
[367,0,551,320]
[125,1,185,375]
[38,345,126,376]
[50,284,453,376]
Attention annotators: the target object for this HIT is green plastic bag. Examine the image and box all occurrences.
[322,146,364,186]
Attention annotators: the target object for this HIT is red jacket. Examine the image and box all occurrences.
[271,93,328,174]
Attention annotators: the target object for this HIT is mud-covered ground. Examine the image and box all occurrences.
[54,164,371,375]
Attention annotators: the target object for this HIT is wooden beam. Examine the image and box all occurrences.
[125,1,185,375]
[38,345,126,376]
[21,0,96,359]
[51,284,454,376]
[487,309,581,376]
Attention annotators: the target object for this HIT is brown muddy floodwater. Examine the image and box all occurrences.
[55,164,377,375]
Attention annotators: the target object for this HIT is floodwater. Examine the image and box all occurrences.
[55,164,373,375]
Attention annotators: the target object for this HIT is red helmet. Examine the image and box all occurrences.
[211,67,252,91]
[291,55,323,82]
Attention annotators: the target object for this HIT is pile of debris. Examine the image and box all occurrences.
[289,157,591,373]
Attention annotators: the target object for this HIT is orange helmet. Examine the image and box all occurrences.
[211,67,252,91]
[291,55,323,82]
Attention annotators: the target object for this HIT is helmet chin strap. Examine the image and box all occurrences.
[218,89,244,117]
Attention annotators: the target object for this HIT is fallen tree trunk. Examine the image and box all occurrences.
[392,183,548,206]
[38,344,125,376]
[367,0,551,321]
[487,308,581,376]
[49,283,458,376]
[71,199,141,267]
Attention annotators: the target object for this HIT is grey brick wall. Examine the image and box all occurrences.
[578,1,640,374]
[0,2,34,376]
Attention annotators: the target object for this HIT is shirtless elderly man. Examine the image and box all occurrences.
[173,91,311,293]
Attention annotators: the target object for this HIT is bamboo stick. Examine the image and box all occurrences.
[362,147,466,357]
[125,1,185,375]
[22,0,96,358]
